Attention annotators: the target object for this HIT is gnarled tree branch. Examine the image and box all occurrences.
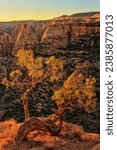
[15,113,63,144]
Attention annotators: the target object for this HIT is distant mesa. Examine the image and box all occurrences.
[71,11,100,17]
[52,11,100,21]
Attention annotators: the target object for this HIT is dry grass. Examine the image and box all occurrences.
[0,118,100,150]
[0,119,20,150]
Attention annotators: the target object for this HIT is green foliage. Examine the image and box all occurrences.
[2,69,22,88]
[2,49,65,119]
[2,78,10,89]
[52,71,97,113]
[45,56,64,82]
[16,49,34,69]
[10,69,22,78]
[2,49,64,89]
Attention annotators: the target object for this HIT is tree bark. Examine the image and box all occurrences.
[22,92,30,120]
[21,86,34,120]
[21,72,51,120]
[15,115,63,144]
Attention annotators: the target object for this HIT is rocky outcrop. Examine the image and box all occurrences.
[40,22,99,50]
[0,23,47,56]
[0,14,100,57]
[40,25,68,50]
[0,33,13,56]
[12,24,38,55]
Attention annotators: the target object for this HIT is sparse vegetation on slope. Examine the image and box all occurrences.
[2,49,64,120]
[0,13,100,150]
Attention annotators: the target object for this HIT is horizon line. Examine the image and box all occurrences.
[0,11,100,23]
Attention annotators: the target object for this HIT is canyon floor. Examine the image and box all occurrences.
[0,118,99,150]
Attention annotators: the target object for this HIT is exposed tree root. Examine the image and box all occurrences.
[15,114,63,144]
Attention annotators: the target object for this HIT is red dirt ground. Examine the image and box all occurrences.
[0,118,100,150]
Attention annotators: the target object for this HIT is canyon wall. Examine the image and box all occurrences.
[0,14,100,82]
[0,18,99,57]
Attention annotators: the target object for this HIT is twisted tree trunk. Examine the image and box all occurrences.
[21,77,47,120]
[15,117,49,144]
[21,87,34,120]
[15,114,63,144]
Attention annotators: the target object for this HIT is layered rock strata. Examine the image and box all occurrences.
[0,19,99,57]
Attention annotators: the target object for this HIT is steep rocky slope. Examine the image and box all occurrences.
[0,12,99,57]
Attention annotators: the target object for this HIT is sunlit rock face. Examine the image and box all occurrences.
[0,12,100,57]
[12,24,38,55]
[40,25,68,50]
[0,33,13,56]
[40,22,99,50]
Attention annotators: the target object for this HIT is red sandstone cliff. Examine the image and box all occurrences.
[0,12,100,57]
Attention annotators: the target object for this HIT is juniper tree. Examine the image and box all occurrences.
[52,70,97,114]
[2,49,64,120]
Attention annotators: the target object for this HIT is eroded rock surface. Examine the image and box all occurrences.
[0,12,100,57]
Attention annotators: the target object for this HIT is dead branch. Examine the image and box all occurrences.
[15,114,63,144]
